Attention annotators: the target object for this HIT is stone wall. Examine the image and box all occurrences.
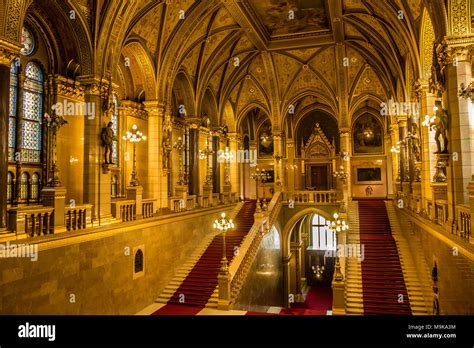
[409,220,474,315]
[0,207,233,314]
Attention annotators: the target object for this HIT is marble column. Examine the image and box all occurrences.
[228,132,240,194]
[446,49,473,206]
[77,75,112,222]
[397,117,409,191]
[212,134,220,193]
[286,140,295,192]
[0,61,11,228]
[420,89,437,214]
[14,68,25,203]
[143,101,168,210]
[188,124,200,196]
[273,134,284,191]
[339,129,351,206]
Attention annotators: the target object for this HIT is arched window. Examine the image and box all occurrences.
[134,249,144,274]
[7,172,14,203]
[9,59,19,161]
[111,94,119,166]
[22,62,43,163]
[21,27,35,56]
[20,172,29,201]
[31,173,40,201]
[311,214,336,251]
[111,175,118,198]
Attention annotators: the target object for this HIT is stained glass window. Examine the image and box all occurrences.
[20,172,29,201]
[111,94,119,166]
[21,62,43,163]
[8,59,19,161]
[20,27,35,56]
[31,173,40,201]
[7,172,13,203]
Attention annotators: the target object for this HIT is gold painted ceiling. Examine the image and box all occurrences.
[12,0,442,132]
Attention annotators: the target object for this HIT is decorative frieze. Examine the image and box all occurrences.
[54,75,85,100]
[0,39,20,66]
[119,100,149,120]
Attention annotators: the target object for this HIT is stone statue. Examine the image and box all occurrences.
[162,132,171,170]
[431,100,449,154]
[365,185,373,196]
[410,122,421,162]
[101,121,117,164]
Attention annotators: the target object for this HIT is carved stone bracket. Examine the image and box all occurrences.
[0,39,20,66]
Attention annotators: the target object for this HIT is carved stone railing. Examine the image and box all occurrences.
[169,197,184,212]
[186,195,196,210]
[65,204,92,231]
[282,190,338,204]
[142,199,156,218]
[112,200,136,222]
[435,199,448,226]
[7,206,54,236]
[199,193,211,208]
[220,192,237,204]
[218,192,282,309]
[455,204,471,241]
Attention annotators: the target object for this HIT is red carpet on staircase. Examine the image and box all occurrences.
[358,200,411,315]
[153,201,256,315]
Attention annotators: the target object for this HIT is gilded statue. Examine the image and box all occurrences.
[101,121,117,164]
[425,100,449,154]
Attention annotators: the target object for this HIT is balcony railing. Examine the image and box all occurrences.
[65,204,92,231]
[142,199,156,218]
[7,206,54,236]
[282,190,338,204]
[112,200,136,222]
[455,204,471,241]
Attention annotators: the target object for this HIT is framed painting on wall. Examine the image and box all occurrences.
[354,167,382,184]
[352,114,384,155]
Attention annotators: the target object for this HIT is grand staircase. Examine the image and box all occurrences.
[344,202,364,314]
[357,200,412,315]
[155,201,256,311]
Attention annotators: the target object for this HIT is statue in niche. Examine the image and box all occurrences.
[201,114,211,128]
[429,100,449,154]
[162,131,171,170]
[101,122,117,164]
[410,122,421,162]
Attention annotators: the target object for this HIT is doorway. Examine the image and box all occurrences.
[307,164,330,190]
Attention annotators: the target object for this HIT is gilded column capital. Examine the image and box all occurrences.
[54,75,85,100]
[76,75,111,97]
[0,39,20,67]
[143,100,166,115]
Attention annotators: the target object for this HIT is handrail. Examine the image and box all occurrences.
[7,206,55,235]
[223,192,282,307]
[65,204,93,231]
[455,204,471,241]
[282,190,338,204]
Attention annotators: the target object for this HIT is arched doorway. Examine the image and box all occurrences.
[282,210,335,314]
